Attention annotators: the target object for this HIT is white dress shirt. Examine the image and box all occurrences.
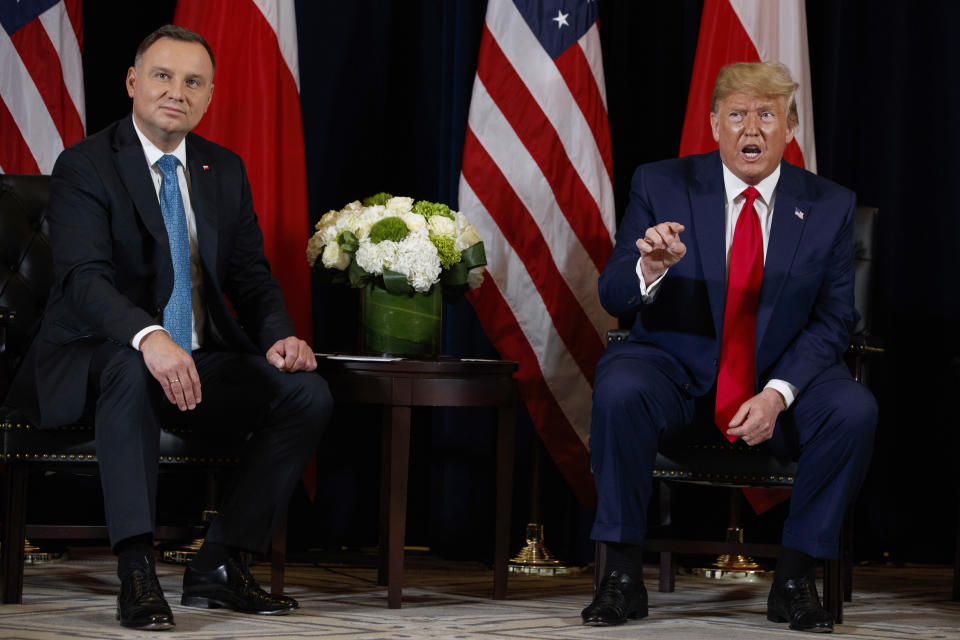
[634,162,798,408]
[130,118,206,351]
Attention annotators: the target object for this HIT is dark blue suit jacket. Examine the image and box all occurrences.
[599,151,858,399]
[8,115,294,428]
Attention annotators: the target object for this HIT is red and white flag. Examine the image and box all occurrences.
[459,0,617,506]
[679,0,816,172]
[174,0,312,342]
[0,0,85,174]
[680,0,816,513]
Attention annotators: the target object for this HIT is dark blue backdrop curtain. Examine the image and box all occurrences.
[72,0,960,563]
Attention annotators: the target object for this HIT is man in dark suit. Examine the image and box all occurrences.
[581,62,876,633]
[6,25,332,630]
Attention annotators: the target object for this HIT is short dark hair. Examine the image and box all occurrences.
[134,24,215,71]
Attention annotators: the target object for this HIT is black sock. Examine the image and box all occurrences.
[775,546,816,584]
[604,542,644,577]
[114,533,154,580]
[191,541,235,572]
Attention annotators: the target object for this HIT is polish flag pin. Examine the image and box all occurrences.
[202,165,210,171]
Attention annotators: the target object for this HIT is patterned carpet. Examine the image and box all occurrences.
[0,549,957,639]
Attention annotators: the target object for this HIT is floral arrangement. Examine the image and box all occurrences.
[307,192,486,296]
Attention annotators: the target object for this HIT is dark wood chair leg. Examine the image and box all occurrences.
[953,499,960,602]
[270,510,287,595]
[1,464,27,604]
[841,510,854,603]
[823,558,843,624]
[657,480,675,592]
[492,394,516,600]
[593,541,607,594]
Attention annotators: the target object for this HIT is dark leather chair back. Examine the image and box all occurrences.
[0,175,53,381]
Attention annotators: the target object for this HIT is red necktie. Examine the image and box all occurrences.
[715,186,763,442]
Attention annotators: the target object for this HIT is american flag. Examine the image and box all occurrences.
[459,0,616,506]
[0,0,85,174]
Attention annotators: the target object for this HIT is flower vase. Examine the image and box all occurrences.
[360,281,442,358]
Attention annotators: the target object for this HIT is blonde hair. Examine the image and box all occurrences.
[710,62,799,128]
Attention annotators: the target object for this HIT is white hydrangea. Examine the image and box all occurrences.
[355,238,398,275]
[392,233,442,293]
[427,215,456,238]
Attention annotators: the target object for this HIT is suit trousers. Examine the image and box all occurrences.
[90,342,332,555]
[589,340,877,559]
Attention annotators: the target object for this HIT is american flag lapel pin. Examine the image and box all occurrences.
[794,207,805,221]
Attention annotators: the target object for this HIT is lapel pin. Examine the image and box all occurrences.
[202,165,210,171]
[794,207,805,221]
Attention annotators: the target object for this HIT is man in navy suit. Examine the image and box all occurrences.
[6,25,331,629]
[581,63,876,633]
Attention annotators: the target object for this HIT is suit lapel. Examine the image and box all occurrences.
[756,161,807,349]
[185,136,218,276]
[112,117,169,254]
[690,152,727,340]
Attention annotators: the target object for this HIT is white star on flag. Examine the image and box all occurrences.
[552,10,569,28]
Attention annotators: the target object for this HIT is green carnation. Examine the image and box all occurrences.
[363,192,394,206]
[430,233,461,269]
[369,216,409,244]
[412,200,454,220]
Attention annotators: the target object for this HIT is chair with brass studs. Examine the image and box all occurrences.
[594,206,880,624]
[0,174,288,603]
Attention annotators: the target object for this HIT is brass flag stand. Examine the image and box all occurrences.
[508,436,573,576]
[692,488,765,581]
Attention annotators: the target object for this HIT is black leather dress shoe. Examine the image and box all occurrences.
[581,569,648,626]
[181,556,298,614]
[767,574,834,633]
[116,559,175,630]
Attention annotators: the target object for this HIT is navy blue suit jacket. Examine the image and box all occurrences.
[8,115,294,428]
[599,151,858,400]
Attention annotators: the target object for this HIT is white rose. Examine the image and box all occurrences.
[306,233,324,266]
[401,212,427,233]
[454,224,483,251]
[385,196,414,214]
[321,242,350,271]
[427,215,456,238]
[467,266,485,289]
[316,210,338,230]
[344,200,362,211]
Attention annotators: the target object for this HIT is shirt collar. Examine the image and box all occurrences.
[721,161,780,208]
[131,116,187,170]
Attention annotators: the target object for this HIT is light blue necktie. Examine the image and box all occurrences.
[156,154,192,354]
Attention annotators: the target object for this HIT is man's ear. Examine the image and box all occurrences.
[125,67,136,98]
[710,112,720,143]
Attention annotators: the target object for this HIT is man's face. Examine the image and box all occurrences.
[710,92,795,185]
[126,37,213,151]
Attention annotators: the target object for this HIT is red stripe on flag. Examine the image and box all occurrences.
[553,40,613,183]
[462,128,604,383]
[477,26,612,271]
[63,0,83,50]
[9,20,85,150]
[467,278,597,507]
[175,0,312,341]
[0,98,41,174]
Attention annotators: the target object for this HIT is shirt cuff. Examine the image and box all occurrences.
[764,379,798,410]
[132,325,167,351]
[635,258,667,302]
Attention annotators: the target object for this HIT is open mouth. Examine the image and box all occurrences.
[741,145,761,160]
